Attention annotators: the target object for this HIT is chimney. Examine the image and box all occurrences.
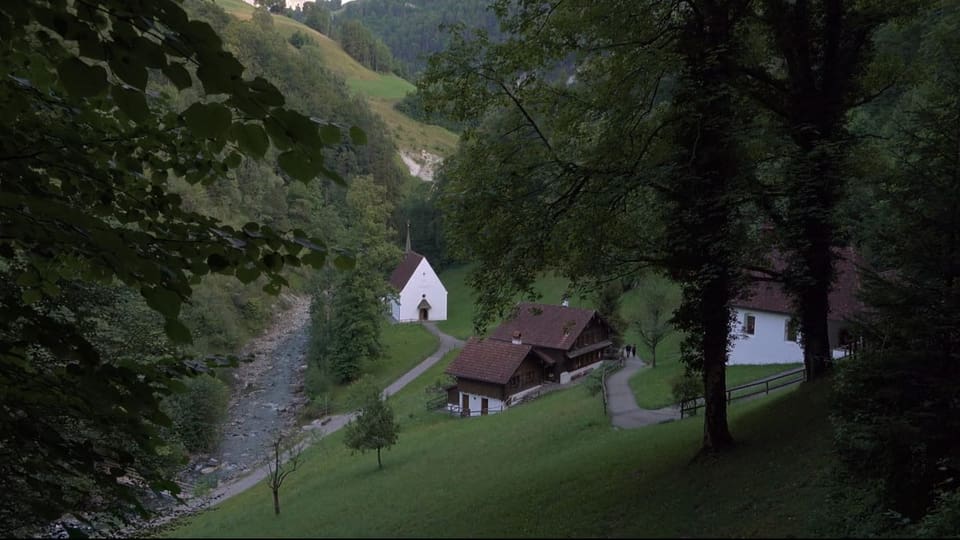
[511,330,522,345]
[561,294,569,307]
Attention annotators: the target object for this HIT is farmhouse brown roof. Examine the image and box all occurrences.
[389,251,423,290]
[734,246,863,321]
[445,338,534,385]
[489,302,598,351]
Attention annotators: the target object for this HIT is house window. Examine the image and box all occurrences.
[838,328,852,347]
[784,318,799,342]
[744,314,756,335]
[508,375,519,387]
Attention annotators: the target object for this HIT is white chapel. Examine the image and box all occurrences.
[388,223,448,322]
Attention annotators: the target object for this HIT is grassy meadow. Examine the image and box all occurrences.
[165,370,848,538]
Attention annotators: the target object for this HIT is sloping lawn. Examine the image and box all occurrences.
[323,322,438,412]
[165,372,846,538]
[628,351,802,410]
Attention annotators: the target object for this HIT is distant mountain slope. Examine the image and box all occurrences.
[216,0,457,174]
[337,0,502,79]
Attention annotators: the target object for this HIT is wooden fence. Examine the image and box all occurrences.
[680,366,806,418]
[444,405,505,417]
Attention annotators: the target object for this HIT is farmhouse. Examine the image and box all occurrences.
[388,224,447,322]
[445,302,614,415]
[729,247,862,365]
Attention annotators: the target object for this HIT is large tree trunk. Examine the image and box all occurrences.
[798,232,833,380]
[701,277,735,451]
[663,0,745,453]
[785,153,839,381]
[756,0,882,382]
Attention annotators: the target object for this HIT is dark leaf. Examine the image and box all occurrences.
[56,57,107,97]
[349,125,367,145]
[183,102,232,140]
[164,318,193,344]
[162,62,192,90]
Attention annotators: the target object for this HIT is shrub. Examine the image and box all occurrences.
[671,371,701,403]
[161,374,230,454]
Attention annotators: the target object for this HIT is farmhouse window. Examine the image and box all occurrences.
[744,314,756,335]
[784,318,799,342]
[509,375,519,387]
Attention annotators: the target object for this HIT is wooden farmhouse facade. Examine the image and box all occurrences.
[444,302,614,416]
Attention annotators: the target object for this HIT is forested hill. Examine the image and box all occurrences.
[221,0,458,162]
[337,0,502,78]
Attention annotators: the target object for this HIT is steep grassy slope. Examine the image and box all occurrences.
[166,367,850,537]
[215,0,458,157]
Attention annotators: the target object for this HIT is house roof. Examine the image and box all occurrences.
[389,251,424,290]
[445,338,535,385]
[734,246,863,321]
[488,302,600,351]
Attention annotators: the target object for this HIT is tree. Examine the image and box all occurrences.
[592,281,626,349]
[831,3,960,526]
[629,275,680,368]
[740,1,917,381]
[266,430,306,516]
[0,0,361,533]
[422,0,755,451]
[309,176,400,384]
[344,385,400,470]
[302,2,333,36]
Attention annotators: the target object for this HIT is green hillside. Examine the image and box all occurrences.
[214,0,458,157]
[166,367,852,537]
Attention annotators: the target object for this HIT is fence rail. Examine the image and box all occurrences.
[444,405,504,417]
[680,367,806,418]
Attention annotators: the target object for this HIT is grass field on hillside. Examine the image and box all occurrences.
[308,322,438,414]
[347,75,415,100]
[166,369,848,538]
[213,0,459,157]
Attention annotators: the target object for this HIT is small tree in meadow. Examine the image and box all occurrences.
[266,430,305,516]
[629,274,680,367]
[344,385,400,470]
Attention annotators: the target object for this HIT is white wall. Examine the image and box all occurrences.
[395,258,447,322]
[449,392,504,415]
[728,308,804,365]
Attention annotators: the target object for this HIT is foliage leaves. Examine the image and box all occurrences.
[0,0,369,533]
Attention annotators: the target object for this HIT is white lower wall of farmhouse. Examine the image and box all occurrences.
[728,309,803,365]
[449,392,504,415]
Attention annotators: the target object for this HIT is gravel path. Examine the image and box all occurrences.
[605,355,682,428]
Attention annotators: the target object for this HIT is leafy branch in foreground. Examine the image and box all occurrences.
[0,0,363,533]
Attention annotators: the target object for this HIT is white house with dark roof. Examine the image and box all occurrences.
[387,224,447,322]
[729,247,862,365]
